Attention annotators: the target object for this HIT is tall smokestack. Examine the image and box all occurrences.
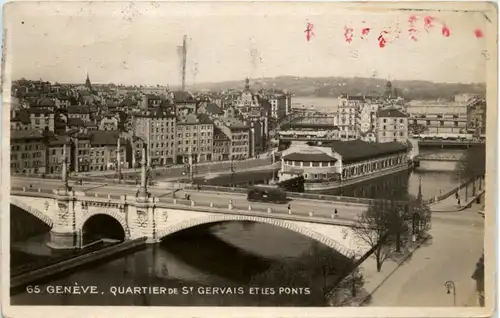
[182,35,187,92]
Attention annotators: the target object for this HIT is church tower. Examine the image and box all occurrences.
[85,72,93,91]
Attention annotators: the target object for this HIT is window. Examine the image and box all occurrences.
[454,121,458,127]
[440,121,444,126]
[426,120,431,125]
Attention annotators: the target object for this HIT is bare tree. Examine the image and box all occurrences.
[406,194,432,239]
[352,200,393,272]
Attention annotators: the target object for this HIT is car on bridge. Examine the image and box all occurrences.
[247,185,288,204]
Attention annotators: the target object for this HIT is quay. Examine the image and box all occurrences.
[11,237,147,291]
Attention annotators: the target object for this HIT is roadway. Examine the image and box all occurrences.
[366,205,484,307]
[11,177,368,219]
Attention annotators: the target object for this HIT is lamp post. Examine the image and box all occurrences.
[444,280,456,306]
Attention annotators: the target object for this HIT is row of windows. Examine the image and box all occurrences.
[232,141,248,146]
[178,125,212,131]
[178,132,212,138]
[414,120,462,127]
[232,147,248,153]
[382,132,406,137]
[11,144,44,151]
[284,160,336,167]
[11,160,43,168]
[149,150,174,156]
[382,118,405,123]
[18,152,43,159]
[179,139,211,145]
[411,114,464,119]
[213,148,229,153]
[177,147,212,153]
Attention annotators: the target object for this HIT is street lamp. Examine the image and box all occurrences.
[444,280,456,306]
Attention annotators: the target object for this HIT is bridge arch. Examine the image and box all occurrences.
[10,197,53,227]
[157,215,355,258]
[80,210,130,240]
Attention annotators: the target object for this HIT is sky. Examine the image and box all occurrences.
[3,1,492,86]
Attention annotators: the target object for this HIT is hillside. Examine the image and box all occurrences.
[187,76,486,101]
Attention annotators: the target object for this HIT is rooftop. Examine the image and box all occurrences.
[283,151,337,162]
[11,129,45,140]
[377,108,408,118]
[217,117,249,129]
[317,140,408,163]
[48,135,71,146]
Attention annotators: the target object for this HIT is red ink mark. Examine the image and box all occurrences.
[408,15,417,25]
[344,26,354,43]
[361,27,371,39]
[408,27,419,41]
[378,31,389,48]
[304,22,315,42]
[475,29,484,38]
[424,16,434,31]
[441,25,451,37]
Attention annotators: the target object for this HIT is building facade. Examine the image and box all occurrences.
[11,130,48,175]
[406,98,468,134]
[279,140,409,191]
[214,117,250,160]
[175,114,214,163]
[337,95,362,140]
[133,110,177,167]
[376,108,409,143]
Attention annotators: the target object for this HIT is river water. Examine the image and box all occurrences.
[10,151,465,306]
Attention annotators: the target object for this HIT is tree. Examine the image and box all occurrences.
[406,194,432,239]
[352,200,392,272]
[459,145,486,180]
[458,145,486,197]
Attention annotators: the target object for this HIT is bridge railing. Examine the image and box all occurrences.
[11,188,362,228]
[181,184,399,205]
[424,176,482,205]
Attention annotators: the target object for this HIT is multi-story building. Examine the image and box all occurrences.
[28,108,55,132]
[97,114,119,131]
[406,95,468,134]
[132,109,177,167]
[356,102,379,142]
[175,114,214,163]
[337,94,362,140]
[376,108,409,143]
[265,93,287,120]
[173,91,198,115]
[47,135,71,175]
[129,136,146,168]
[73,133,91,173]
[214,117,250,160]
[140,94,162,110]
[88,131,127,172]
[285,92,293,116]
[66,105,96,123]
[10,130,48,174]
[212,128,231,161]
[11,109,31,131]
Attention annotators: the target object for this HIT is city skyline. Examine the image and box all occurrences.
[5,2,490,87]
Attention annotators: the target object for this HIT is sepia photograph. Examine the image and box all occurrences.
[1,1,497,317]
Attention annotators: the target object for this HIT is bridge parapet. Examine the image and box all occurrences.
[11,187,375,259]
[181,184,406,205]
[11,187,361,227]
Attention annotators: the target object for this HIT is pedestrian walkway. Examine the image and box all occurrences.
[430,188,485,212]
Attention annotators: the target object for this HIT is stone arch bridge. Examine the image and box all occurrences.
[10,187,371,259]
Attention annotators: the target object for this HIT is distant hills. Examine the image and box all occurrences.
[186,76,486,101]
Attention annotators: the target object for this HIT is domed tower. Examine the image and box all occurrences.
[244,77,251,91]
[384,80,393,98]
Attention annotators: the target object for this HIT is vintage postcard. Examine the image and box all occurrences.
[1,1,497,317]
